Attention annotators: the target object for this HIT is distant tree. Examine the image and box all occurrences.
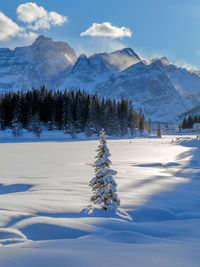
[104,99,119,136]
[11,95,23,137]
[147,118,151,135]
[67,114,77,139]
[89,129,120,211]
[63,102,77,139]
[11,116,23,137]
[157,122,161,138]
[194,115,198,123]
[181,118,187,129]
[85,125,92,137]
[138,111,145,135]
[54,92,64,130]
[85,98,96,136]
[118,99,128,136]
[187,116,193,129]
[181,115,200,129]
[128,102,137,135]
[47,118,55,131]
[28,113,42,137]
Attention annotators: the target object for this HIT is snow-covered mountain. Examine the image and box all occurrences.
[1,35,200,122]
[58,53,112,91]
[151,57,200,105]
[94,61,189,122]
[0,35,77,91]
[58,47,141,91]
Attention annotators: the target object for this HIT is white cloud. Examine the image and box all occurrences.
[17,2,67,31]
[17,2,46,23]
[80,22,132,39]
[0,2,67,48]
[0,10,37,48]
[0,11,22,41]
[48,11,67,26]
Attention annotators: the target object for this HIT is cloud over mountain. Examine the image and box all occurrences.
[0,2,68,47]
[80,22,132,39]
[17,2,67,30]
[0,11,22,41]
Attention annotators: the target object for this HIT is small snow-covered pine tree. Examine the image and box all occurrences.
[89,129,120,211]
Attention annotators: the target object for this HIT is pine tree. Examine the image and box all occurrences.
[89,129,120,211]
[11,102,23,137]
[11,116,23,137]
[182,118,187,129]
[28,113,42,137]
[187,116,193,128]
[157,122,161,138]
[85,99,96,136]
[138,108,145,135]
[147,118,151,135]
[128,103,137,136]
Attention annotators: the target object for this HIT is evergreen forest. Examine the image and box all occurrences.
[181,115,200,129]
[0,87,147,137]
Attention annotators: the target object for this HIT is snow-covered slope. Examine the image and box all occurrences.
[0,136,200,266]
[1,35,200,121]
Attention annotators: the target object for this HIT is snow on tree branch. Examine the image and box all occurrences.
[89,129,120,211]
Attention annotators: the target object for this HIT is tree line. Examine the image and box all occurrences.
[181,115,200,129]
[0,87,147,137]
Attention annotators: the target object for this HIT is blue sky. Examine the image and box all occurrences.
[1,0,200,69]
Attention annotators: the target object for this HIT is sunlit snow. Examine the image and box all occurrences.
[0,135,200,266]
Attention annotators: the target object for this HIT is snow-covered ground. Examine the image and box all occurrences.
[0,135,200,266]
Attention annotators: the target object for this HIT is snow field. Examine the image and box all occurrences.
[0,135,200,266]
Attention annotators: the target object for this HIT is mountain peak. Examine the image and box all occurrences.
[111,47,140,60]
[79,54,88,59]
[72,54,90,73]
[30,35,77,66]
[102,47,141,72]
[121,47,140,59]
[32,35,53,46]
[150,57,170,67]
[160,57,170,65]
